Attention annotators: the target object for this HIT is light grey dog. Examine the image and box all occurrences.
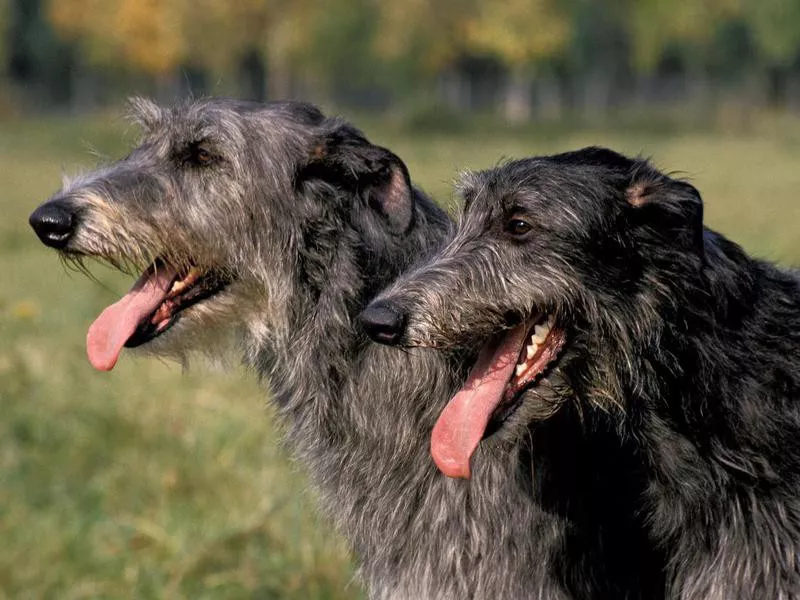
[29,99,660,599]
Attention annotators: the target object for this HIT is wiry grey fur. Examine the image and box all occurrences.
[30,101,659,599]
[366,147,800,599]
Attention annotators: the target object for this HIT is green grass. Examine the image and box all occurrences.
[1,111,798,599]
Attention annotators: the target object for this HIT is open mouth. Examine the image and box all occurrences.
[430,313,566,479]
[86,260,230,372]
[492,315,567,424]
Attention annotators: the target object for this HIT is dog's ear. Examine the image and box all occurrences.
[625,169,704,254]
[127,96,163,132]
[300,124,414,234]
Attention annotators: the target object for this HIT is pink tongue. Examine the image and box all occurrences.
[430,324,528,479]
[86,265,177,371]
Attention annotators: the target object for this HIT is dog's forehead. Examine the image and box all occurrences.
[170,102,261,140]
[459,151,632,215]
[131,98,322,145]
[458,158,566,209]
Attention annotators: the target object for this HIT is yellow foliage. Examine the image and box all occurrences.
[175,0,247,73]
[48,0,183,72]
[115,0,183,74]
[375,0,569,72]
[47,0,119,65]
[46,0,312,77]
[465,0,570,67]
[374,0,473,73]
[630,0,741,71]
[45,0,571,77]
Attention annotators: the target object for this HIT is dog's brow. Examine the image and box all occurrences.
[499,193,519,213]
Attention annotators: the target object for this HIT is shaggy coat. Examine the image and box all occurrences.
[30,102,659,599]
[364,147,800,599]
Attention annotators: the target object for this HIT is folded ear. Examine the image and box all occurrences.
[625,170,704,255]
[300,124,414,234]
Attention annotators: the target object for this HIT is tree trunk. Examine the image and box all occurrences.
[685,61,713,124]
[786,75,800,112]
[239,51,266,101]
[581,68,613,120]
[439,66,469,111]
[69,62,97,114]
[266,33,292,100]
[536,69,562,121]
[504,66,532,123]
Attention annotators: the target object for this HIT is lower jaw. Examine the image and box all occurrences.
[484,382,541,437]
[123,268,231,348]
[484,395,526,437]
[124,314,181,348]
[484,378,567,440]
[486,333,568,435]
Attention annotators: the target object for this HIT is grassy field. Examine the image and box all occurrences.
[1,110,799,599]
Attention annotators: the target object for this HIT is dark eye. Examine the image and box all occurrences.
[195,146,214,165]
[506,218,533,236]
[184,143,216,167]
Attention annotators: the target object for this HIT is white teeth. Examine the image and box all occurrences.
[168,267,202,297]
[547,314,555,328]
[532,323,549,344]
[169,279,189,296]
[515,315,556,380]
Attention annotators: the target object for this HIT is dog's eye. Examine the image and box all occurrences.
[184,144,216,167]
[506,218,533,236]
[195,147,214,166]
[197,149,212,164]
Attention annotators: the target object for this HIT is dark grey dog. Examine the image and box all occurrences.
[361,147,800,599]
[29,101,658,599]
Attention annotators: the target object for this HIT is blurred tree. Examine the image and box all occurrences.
[247,0,320,99]
[297,0,388,106]
[1,0,797,117]
[465,0,570,120]
[740,0,800,67]
[373,0,475,109]
[627,0,741,115]
[183,0,311,99]
[374,0,471,76]
[46,0,314,99]
[114,0,183,76]
[7,0,75,108]
[178,0,268,96]
[738,0,800,108]
[628,0,741,72]
[48,0,129,70]
[373,0,571,118]
[566,0,628,118]
[0,0,9,73]
[48,0,180,102]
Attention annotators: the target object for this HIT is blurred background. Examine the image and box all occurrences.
[1,1,799,598]
[3,0,800,124]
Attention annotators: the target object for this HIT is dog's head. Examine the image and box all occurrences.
[29,97,436,370]
[359,146,705,478]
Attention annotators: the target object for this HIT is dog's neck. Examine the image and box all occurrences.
[625,232,795,467]
[605,230,800,598]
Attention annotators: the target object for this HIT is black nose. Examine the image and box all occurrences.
[29,201,76,249]
[359,303,407,346]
